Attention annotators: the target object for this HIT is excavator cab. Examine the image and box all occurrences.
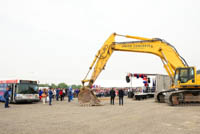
[174,67,195,86]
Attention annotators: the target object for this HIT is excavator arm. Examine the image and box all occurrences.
[82,33,187,87]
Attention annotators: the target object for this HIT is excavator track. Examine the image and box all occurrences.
[78,87,102,106]
[164,89,200,106]
[155,89,175,103]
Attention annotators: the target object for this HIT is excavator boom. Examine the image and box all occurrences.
[82,33,187,86]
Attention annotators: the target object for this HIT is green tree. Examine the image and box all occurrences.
[58,82,68,88]
[71,84,77,89]
[71,84,82,89]
[50,83,57,88]
[39,83,50,87]
[77,85,82,89]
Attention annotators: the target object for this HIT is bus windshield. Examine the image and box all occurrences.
[16,84,38,94]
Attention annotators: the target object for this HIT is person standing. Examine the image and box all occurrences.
[110,88,116,105]
[62,88,66,100]
[68,87,72,102]
[71,88,74,101]
[39,89,43,101]
[48,88,53,105]
[3,86,10,108]
[59,89,63,101]
[118,89,124,106]
[65,88,68,97]
[52,88,56,99]
[75,89,80,98]
[56,88,59,101]
[41,90,47,104]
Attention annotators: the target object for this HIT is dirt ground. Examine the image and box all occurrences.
[1,97,200,134]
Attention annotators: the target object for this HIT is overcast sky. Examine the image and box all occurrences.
[0,0,200,86]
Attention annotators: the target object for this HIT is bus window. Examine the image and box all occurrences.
[16,84,38,94]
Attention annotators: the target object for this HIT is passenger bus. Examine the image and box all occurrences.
[0,80,39,103]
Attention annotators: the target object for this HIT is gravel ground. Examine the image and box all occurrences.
[0,97,200,134]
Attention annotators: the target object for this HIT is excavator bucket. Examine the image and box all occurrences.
[78,87,102,106]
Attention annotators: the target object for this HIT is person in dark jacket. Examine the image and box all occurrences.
[56,88,59,101]
[48,88,53,105]
[3,86,10,108]
[118,89,124,106]
[39,90,43,100]
[68,87,72,102]
[110,88,116,105]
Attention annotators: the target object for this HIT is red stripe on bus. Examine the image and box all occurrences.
[0,80,18,84]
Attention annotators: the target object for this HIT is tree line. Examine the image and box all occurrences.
[39,82,82,89]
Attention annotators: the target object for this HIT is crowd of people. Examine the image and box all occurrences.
[93,87,129,97]
[3,86,129,108]
[93,88,126,106]
[38,87,80,105]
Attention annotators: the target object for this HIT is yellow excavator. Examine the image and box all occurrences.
[78,33,200,106]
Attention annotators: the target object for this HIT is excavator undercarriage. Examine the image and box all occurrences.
[157,89,200,106]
